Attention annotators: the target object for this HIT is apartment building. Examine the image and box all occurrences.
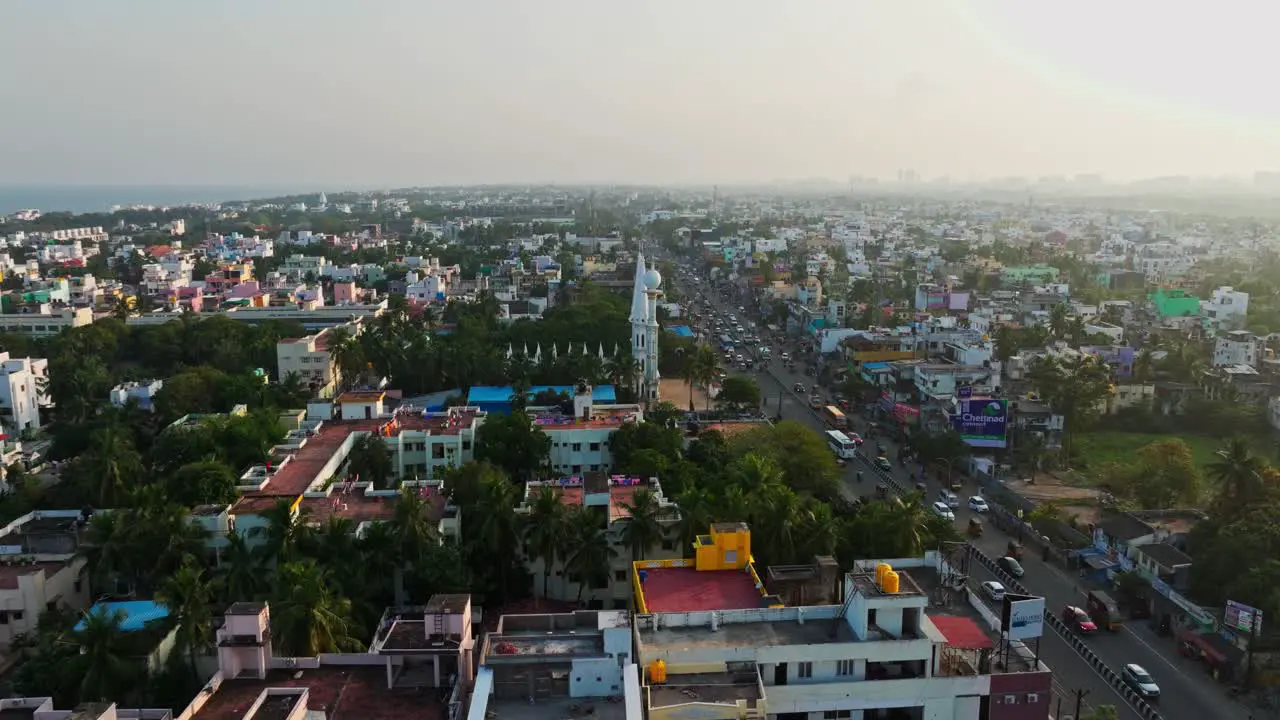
[0,306,94,337]
[633,541,1052,720]
[275,321,363,397]
[1202,285,1249,332]
[1213,330,1262,368]
[471,606,641,720]
[0,510,93,649]
[0,351,48,435]
[110,379,164,412]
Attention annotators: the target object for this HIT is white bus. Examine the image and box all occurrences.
[826,430,859,459]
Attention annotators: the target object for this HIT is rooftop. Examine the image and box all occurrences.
[0,560,71,589]
[336,391,386,403]
[637,566,766,613]
[193,666,440,720]
[531,406,642,430]
[483,696,626,720]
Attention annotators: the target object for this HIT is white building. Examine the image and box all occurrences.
[275,320,363,397]
[110,379,164,412]
[1083,321,1124,344]
[630,253,663,403]
[0,510,93,649]
[1213,330,1262,368]
[0,352,48,435]
[1203,286,1249,331]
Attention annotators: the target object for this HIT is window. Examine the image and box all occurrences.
[462,440,472,451]
[0,611,7,624]
[572,443,582,452]
[572,465,582,474]
[589,442,601,452]
[823,712,851,719]
[797,662,812,679]
[614,570,628,582]
[431,445,445,459]
[836,659,855,677]
[11,611,22,621]
[1025,693,1040,703]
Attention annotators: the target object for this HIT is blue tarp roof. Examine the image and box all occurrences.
[861,362,890,371]
[665,325,695,338]
[76,600,171,632]
[467,385,618,404]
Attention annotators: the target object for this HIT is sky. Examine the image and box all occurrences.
[3,0,1279,187]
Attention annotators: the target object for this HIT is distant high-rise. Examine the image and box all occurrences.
[317,191,328,206]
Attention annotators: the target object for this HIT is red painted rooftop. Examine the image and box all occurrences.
[192,666,441,720]
[639,566,764,613]
[930,614,994,650]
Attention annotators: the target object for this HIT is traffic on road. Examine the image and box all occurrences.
[666,260,1250,720]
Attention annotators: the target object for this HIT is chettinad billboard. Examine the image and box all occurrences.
[1002,593,1046,640]
[953,398,1009,448]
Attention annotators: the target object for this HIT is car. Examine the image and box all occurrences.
[981,581,1006,602]
[1121,664,1160,699]
[792,382,806,393]
[997,556,1025,578]
[875,457,892,472]
[780,352,791,360]
[847,432,864,445]
[967,496,989,513]
[1062,606,1097,634]
[931,502,955,521]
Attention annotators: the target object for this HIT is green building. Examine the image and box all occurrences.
[1149,288,1201,319]
[999,265,1059,286]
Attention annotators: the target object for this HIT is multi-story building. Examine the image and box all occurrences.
[0,307,94,337]
[1213,330,1261,368]
[109,379,164,412]
[633,539,1053,720]
[470,605,641,720]
[0,510,93,649]
[1202,286,1249,332]
[0,352,48,435]
[535,384,644,475]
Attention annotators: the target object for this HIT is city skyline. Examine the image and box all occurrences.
[3,0,1279,186]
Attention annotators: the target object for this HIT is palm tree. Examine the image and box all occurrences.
[605,352,642,395]
[562,507,616,603]
[796,502,841,558]
[270,560,363,656]
[524,486,568,600]
[619,488,665,562]
[157,561,214,681]
[72,608,135,702]
[252,500,308,565]
[889,493,934,557]
[219,532,261,603]
[673,488,713,553]
[328,329,366,392]
[82,512,135,596]
[1049,303,1069,339]
[1208,437,1266,508]
[356,520,401,603]
[83,425,144,507]
[470,477,523,601]
[1132,349,1155,384]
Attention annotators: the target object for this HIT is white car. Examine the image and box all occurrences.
[967,496,989,513]
[931,502,955,521]
[981,581,1006,602]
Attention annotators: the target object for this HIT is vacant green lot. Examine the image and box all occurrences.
[1074,432,1225,476]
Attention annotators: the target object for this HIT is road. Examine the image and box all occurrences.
[675,270,1250,720]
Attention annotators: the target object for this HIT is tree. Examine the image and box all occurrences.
[157,561,214,681]
[348,434,395,488]
[716,376,761,411]
[75,425,145,507]
[1208,437,1267,511]
[1132,349,1155,384]
[269,560,363,656]
[732,421,841,499]
[523,486,567,600]
[252,500,308,565]
[73,608,139,703]
[166,461,238,507]
[218,532,262,603]
[561,506,615,602]
[1104,439,1201,509]
[1027,355,1112,460]
[619,487,665,562]
[474,410,551,481]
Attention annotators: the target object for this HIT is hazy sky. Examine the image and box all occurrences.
[3,0,1279,186]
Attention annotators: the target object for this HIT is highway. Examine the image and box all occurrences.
[673,269,1251,720]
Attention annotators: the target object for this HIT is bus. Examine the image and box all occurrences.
[821,405,847,429]
[826,430,859,459]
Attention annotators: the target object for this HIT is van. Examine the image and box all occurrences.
[939,490,959,508]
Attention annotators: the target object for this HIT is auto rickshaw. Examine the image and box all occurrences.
[967,517,984,537]
[1007,540,1024,560]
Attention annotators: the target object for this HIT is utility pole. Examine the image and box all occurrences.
[1074,688,1089,720]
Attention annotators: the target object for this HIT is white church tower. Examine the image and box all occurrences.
[629,251,663,403]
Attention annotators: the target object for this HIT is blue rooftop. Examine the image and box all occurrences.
[861,362,890,371]
[75,600,171,632]
[665,325,696,338]
[467,385,618,404]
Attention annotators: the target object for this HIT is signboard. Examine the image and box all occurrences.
[953,398,1008,449]
[1225,600,1263,636]
[1002,594,1046,640]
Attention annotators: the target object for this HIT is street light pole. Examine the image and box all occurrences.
[935,456,953,488]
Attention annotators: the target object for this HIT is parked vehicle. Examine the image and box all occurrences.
[967,496,989,513]
[981,581,1005,602]
[931,502,955,521]
[875,457,892,472]
[939,489,960,508]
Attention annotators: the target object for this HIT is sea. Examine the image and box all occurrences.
[0,185,314,215]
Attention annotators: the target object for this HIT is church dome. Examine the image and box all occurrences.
[643,268,663,290]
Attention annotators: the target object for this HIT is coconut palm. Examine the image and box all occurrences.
[1208,437,1266,508]
[888,493,934,556]
[524,486,568,600]
[1132,349,1155,384]
[157,561,214,681]
[269,560,363,656]
[562,507,616,603]
[218,532,261,603]
[619,488,665,563]
[72,608,136,703]
[674,487,713,553]
[470,477,523,601]
[251,500,309,565]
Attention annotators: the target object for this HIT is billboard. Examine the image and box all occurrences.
[953,398,1008,449]
[1002,594,1046,640]
[1225,600,1263,636]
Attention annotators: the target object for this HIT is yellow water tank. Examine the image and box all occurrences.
[648,659,667,684]
[875,562,891,586]
[883,571,900,594]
